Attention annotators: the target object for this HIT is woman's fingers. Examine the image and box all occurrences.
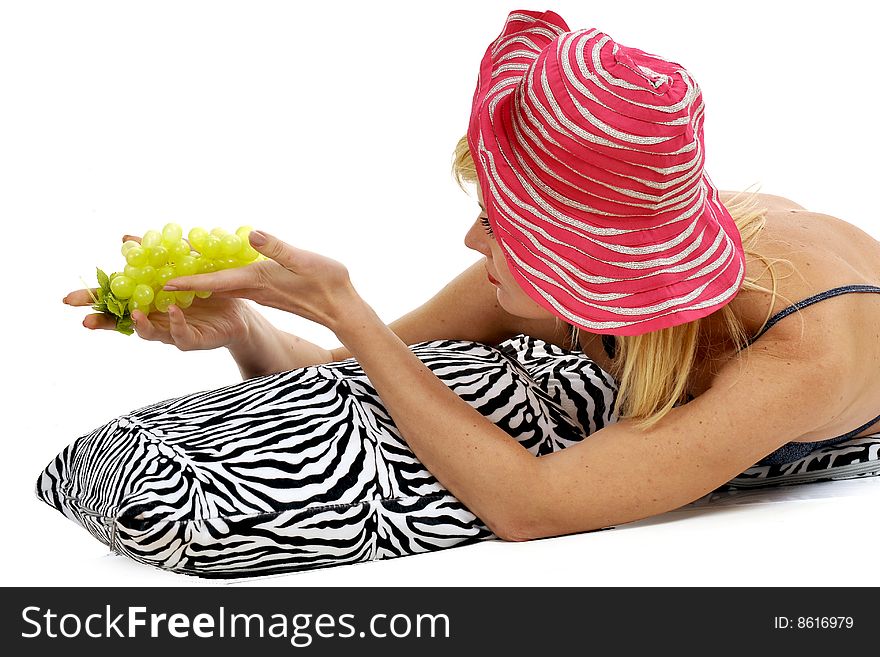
[62,234,139,306]
[164,266,257,294]
[166,305,197,349]
[82,313,118,330]
[131,310,173,345]
[192,288,248,299]
[63,288,101,306]
[79,308,175,344]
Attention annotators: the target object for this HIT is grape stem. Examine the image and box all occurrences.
[79,275,100,305]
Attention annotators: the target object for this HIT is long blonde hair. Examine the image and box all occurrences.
[452,134,801,431]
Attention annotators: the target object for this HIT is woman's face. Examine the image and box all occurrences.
[464,181,556,321]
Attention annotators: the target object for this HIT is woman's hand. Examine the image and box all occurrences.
[64,285,255,351]
[62,234,255,351]
[161,230,359,331]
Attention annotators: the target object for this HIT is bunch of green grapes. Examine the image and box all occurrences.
[89,223,266,335]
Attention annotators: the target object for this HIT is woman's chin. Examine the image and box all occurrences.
[493,283,558,321]
[496,298,530,321]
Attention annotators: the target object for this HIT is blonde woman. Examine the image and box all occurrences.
[55,9,880,572]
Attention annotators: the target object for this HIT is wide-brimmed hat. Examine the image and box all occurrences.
[467,9,745,336]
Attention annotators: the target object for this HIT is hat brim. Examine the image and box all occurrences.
[467,16,746,336]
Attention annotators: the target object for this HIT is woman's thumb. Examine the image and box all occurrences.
[248,230,296,268]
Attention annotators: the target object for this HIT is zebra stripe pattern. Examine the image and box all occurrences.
[35,334,880,578]
[36,335,619,578]
[467,10,746,336]
[709,435,880,493]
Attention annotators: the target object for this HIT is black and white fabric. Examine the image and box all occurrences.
[36,335,615,578]
[36,334,880,579]
[718,435,880,490]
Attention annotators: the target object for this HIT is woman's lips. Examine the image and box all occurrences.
[487,270,500,285]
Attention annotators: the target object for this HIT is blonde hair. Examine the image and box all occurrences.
[452,134,801,431]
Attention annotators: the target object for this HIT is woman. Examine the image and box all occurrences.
[62,9,880,544]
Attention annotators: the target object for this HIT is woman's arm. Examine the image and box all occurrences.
[228,257,523,378]
[330,258,522,362]
[226,309,334,379]
[331,296,540,538]
[170,230,843,538]
[514,342,843,540]
[331,293,843,541]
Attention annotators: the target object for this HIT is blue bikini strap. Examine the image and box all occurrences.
[744,284,880,347]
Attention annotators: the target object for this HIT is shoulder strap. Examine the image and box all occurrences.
[745,284,880,347]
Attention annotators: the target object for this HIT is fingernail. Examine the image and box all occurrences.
[163,285,178,291]
[62,296,69,304]
[249,230,267,246]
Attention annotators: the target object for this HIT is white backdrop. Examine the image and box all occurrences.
[1,0,878,586]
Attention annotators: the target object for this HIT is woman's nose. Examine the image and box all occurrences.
[464,220,490,255]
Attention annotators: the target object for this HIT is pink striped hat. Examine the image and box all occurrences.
[467,9,745,336]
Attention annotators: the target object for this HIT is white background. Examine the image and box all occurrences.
[1,0,878,586]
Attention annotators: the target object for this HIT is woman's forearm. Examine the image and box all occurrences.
[226,309,335,379]
[330,293,534,538]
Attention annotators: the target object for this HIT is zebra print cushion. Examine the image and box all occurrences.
[36,334,616,578]
[716,434,880,490]
[35,334,880,578]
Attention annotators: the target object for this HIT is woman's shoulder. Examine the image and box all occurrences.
[707,208,880,441]
[691,208,880,384]
[708,209,880,339]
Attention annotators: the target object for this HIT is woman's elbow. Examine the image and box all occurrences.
[494,525,533,542]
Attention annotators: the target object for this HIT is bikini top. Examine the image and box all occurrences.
[591,283,880,359]
[575,285,880,454]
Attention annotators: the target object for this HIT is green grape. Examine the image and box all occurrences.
[129,298,151,316]
[133,284,155,306]
[110,275,136,299]
[162,222,183,246]
[121,240,140,257]
[237,246,260,262]
[153,290,176,312]
[188,226,209,252]
[176,255,198,276]
[124,264,144,281]
[235,225,254,241]
[146,245,169,268]
[142,230,162,248]
[100,224,271,336]
[234,226,262,261]
[168,239,190,261]
[220,234,243,257]
[125,246,148,267]
[201,234,221,258]
[155,265,175,286]
[196,257,218,274]
[175,290,195,309]
[134,265,156,284]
